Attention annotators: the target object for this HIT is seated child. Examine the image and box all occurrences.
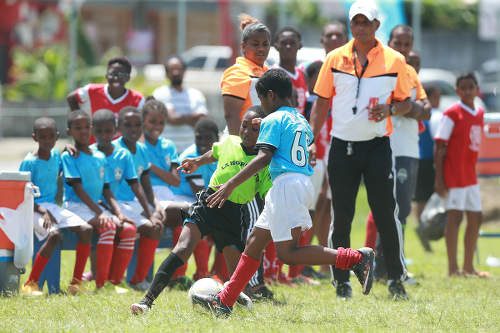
[20,117,93,296]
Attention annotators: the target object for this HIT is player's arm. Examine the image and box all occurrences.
[67,180,112,229]
[223,95,245,135]
[206,148,273,208]
[434,140,448,198]
[166,106,205,127]
[102,186,129,225]
[139,170,161,211]
[66,89,81,111]
[178,149,216,174]
[309,96,330,140]
[149,163,181,187]
[128,179,153,219]
[405,98,432,121]
[187,175,205,194]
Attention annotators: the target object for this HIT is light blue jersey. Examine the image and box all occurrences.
[61,150,110,203]
[90,144,138,201]
[19,149,61,204]
[171,144,216,199]
[144,137,179,187]
[113,137,151,201]
[256,106,314,180]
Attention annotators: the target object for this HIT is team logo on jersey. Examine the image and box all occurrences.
[165,156,171,166]
[99,167,105,179]
[469,125,482,152]
[397,168,408,184]
[114,167,123,181]
[137,166,144,176]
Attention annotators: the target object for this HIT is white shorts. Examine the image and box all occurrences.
[33,203,87,241]
[63,202,119,224]
[309,159,326,210]
[152,185,177,209]
[118,201,150,227]
[171,194,196,204]
[446,184,482,212]
[255,173,314,242]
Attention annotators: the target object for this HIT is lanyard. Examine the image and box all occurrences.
[352,48,369,115]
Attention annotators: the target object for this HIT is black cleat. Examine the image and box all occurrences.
[335,281,352,299]
[191,293,232,317]
[351,247,375,295]
[388,279,409,301]
[245,283,274,302]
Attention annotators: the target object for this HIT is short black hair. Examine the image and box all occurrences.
[389,25,414,43]
[274,26,302,43]
[322,21,347,36]
[194,117,219,137]
[107,56,132,74]
[33,117,57,133]
[456,72,478,88]
[246,105,266,118]
[306,60,323,78]
[67,110,90,128]
[118,106,141,124]
[164,55,187,71]
[256,68,292,99]
[142,97,168,119]
[93,109,116,127]
[424,84,440,97]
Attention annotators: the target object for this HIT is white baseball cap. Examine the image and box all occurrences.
[349,1,379,22]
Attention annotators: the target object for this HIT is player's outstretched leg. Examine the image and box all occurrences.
[130,223,201,315]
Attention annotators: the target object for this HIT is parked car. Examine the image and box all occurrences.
[478,58,499,112]
[181,45,233,71]
[266,46,325,67]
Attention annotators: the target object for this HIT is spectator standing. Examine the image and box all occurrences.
[153,56,208,152]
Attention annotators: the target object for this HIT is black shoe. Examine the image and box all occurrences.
[245,283,274,301]
[335,281,352,299]
[415,226,433,253]
[351,247,374,295]
[191,293,232,317]
[388,280,409,301]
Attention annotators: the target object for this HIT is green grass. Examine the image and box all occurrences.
[1,187,499,332]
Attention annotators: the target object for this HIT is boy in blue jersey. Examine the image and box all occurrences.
[113,106,167,290]
[92,109,164,286]
[20,117,93,296]
[61,110,126,290]
[192,68,375,316]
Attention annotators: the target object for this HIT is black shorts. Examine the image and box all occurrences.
[184,189,250,253]
[413,159,435,202]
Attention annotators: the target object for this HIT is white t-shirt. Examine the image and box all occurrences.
[152,85,208,152]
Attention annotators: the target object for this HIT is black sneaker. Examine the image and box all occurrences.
[191,293,232,317]
[245,283,274,301]
[388,280,409,301]
[351,247,374,295]
[335,281,352,299]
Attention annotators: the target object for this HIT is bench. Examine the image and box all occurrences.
[34,228,172,294]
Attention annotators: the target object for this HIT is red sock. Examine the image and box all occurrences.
[171,226,188,279]
[335,247,362,270]
[27,252,50,284]
[211,251,229,281]
[95,228,116,288]
[288,229,314,278]
[72,242,91,283]
[193,238,211,280]
[264,242,277,279]
[109,223,136,284]
[130,236,159,284]
[218,253,260,307]
[365,211,377,249]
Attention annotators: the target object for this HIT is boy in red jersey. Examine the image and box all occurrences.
[434,73,488,278]
[66,57,145,117]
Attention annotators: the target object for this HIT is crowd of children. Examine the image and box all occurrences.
[17,1,490,318]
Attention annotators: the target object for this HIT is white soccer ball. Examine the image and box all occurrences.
[187,277,223,302]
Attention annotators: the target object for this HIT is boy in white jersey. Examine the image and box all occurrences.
[192,68,375,316]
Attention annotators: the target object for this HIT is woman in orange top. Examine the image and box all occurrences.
[222,14,271,135]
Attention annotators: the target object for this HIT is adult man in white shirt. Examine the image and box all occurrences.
[153,56,208,151]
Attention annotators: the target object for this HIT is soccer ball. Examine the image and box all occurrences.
[187,277,223,302]
[187,277,253,309]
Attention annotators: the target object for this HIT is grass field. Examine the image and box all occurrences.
[1,186,499,332]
